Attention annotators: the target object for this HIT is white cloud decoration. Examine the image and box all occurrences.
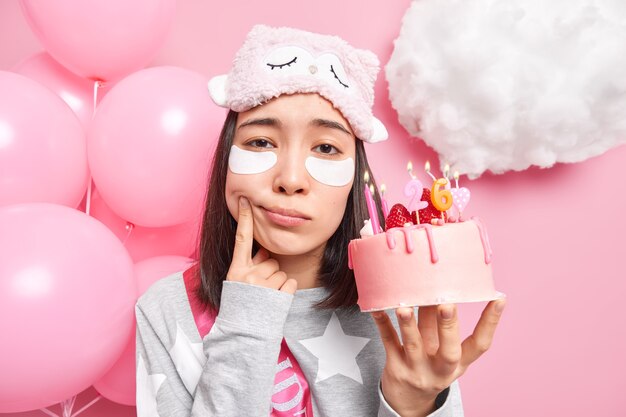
[386,0,626,178]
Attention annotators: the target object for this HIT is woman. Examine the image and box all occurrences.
[136,25,505,417]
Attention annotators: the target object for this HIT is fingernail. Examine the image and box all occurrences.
[372,312,384,320]
[398,308,412,321]
[495,300,506,314]
[440,306,454,320]
[239,197,249,208]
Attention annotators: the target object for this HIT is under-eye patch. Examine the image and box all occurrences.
[228,145,277,174]
[305,157,354,187]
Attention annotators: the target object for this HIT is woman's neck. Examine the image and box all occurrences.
[270,249,323,289]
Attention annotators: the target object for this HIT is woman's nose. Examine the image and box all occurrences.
[272,153,310,195]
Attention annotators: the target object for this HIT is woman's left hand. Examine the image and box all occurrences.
[371,299,506,417]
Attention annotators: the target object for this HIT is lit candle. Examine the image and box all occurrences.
[450,171,471,219]
[380,183,390,218]
[407,161,416,179]
[443,164,452,193]
[424,161,437,182]
[363,171,380,234]
[431,178,453,212]
[405,162,427,213]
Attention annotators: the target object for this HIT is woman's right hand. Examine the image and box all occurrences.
[226,196,298,294]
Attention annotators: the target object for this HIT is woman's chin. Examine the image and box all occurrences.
[266,245,314,257]
[258,238,323,258]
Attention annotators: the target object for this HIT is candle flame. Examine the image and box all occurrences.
[425,160,431,172]
[369,184,375,194]
[380,184,386,195]
[443,164,450,178]
[453,171,460,180]
[364,171,370,183]
[407,161,416,179]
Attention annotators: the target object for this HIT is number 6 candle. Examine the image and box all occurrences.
[431,178,453,212]
[425,160,453,213]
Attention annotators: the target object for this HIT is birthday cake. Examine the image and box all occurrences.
[348,171,503,311]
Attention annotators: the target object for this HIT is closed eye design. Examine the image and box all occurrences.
[266,56,298,70]
[330,65,349,88]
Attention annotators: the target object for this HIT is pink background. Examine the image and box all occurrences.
[2,0,625,416]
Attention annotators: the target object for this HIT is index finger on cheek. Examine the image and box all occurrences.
[232,196,254,267]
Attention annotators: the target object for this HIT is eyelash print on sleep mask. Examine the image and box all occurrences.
[207,25,389,144]
[305,157,355,187]
[262,46,353,93]
[228,145,277,174]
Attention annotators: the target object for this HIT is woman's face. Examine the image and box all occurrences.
[225,93,356,257]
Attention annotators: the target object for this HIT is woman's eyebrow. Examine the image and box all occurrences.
[310,118,352,136]
[237,118,281,130]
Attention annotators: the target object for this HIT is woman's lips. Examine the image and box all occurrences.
[261,207,310,227]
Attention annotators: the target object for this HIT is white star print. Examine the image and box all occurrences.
[169,322,206,393]
[136,355,166,417]
[299,312,370,384]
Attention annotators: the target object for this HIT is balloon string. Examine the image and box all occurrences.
[61,396,76,417]
[123,222,135,245]
[38,394,101,417]
[85,180,93,216]
[70,395,102,417]
[93,80,101,115]
[84,80,101,217]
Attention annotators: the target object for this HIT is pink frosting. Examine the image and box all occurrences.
[471,216,493,264]
[383,225,438,263]
[348,219,501,311]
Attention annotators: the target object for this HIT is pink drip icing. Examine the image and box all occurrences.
[471,217,493,264]
[385,230,397,250]
[384,225,438,263]
[398,227,415,253]
[414,224,439,263]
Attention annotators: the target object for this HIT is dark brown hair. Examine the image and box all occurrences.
[195,110,383,310]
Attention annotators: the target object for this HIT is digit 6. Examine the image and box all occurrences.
[431,178,453,211]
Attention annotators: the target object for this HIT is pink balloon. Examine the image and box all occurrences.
[0,71,88,208]
[13,52,112,129]
[93,255,194,406]
[90,190,200,262]
[0,203,136,413]
[88,66,224,227]
[19,0,176,81]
